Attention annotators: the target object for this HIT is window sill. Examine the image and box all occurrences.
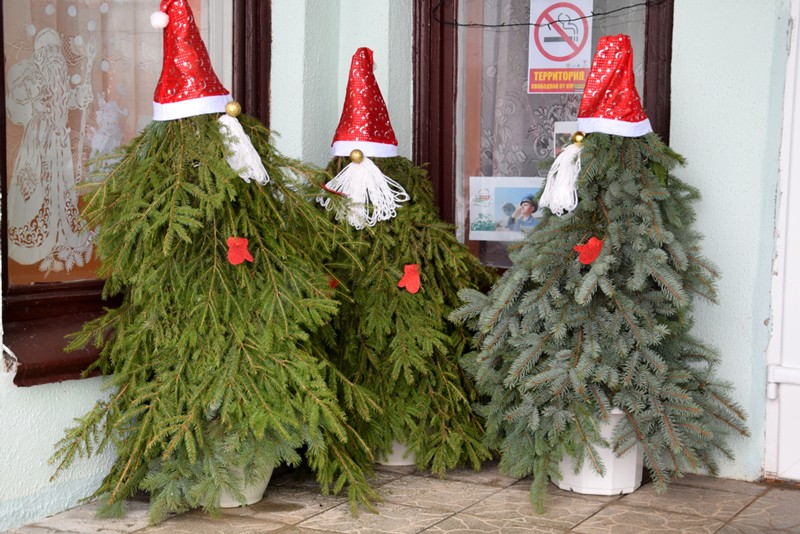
[4,312,104,387]
[2,281,120,387]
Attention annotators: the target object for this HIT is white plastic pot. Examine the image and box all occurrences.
[376,440,416,466]
[554,409,643,495]
[210,465,274,508]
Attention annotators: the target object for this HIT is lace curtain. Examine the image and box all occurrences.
[464,0,646,267]
[4,0,206,284]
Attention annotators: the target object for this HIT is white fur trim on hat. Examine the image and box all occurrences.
[577,117,653,138]
[331,139,398,158]
[153,94,233,121]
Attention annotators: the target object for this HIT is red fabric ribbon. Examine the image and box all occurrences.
[227,237,253,265]
[398,264,421,294]
[574,237,604,265]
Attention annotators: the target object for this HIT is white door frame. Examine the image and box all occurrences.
[765,0,800,479]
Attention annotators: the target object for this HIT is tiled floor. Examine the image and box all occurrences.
[10,462,800,534]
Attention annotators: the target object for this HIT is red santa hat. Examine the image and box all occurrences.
[540,34,651,216]
[331,47,399,158]
[577,34,652,137]
[149,0,267,185]
[319,47,408,229]
[151,0,231,121]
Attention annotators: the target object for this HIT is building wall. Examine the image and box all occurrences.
[670,0,791,479]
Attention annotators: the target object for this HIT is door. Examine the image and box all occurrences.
[765,0,800,482]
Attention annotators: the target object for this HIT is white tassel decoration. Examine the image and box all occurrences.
[218,113,269,186]
[318,152,410,230]
[539,141,582,216]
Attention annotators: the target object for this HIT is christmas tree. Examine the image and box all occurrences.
[451,35,748,511]
[51,3,377,523]
[316,48,496,476]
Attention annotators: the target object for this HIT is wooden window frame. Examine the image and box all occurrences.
[1,0,272,387]
[412,0,674,224]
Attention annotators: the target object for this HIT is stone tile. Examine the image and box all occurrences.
[272,528,342,534]
[372,464,418,477]
[510,478,623,505]
[423,513,567,533]
[716,520,795,534]
[135,511,286,533]
[368,467,413,487]
[458,485,607,531]
[722,487,800,532]
[617,482,756,520]
[269,470,324,490]
[670,474,769,496]
[296,501,449,533]
[413,460,520,489]
[571,505,723,534]
[218,484,347,525]
[507,476,533,491]
[9,528,67,534]
[15,501,150,534]
[377,476,499,513]
[270,466,398,494]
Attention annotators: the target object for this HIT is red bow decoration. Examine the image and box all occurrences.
[227,237,253,265]
[574,237,604,265]
[398,264,421,294]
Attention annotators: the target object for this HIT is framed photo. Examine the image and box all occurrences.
[554,121,578,157]
[468,176,545,242]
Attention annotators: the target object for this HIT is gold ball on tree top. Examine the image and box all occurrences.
[572,131,586,145]
[349,149,364,164]
[225,100,242,118]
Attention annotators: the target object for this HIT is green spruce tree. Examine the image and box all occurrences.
[50,112,380,523]
[452,131,748,511]
[319,155,497,476]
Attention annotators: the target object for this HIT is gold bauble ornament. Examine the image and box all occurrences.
[572,131,586,145]
[225,100,242,118]
[349,149,364,164]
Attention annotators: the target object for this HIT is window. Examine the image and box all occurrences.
[413,0,673,267]
[2,0,272,386]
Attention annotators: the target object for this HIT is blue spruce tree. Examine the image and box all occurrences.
[451,35,748,511]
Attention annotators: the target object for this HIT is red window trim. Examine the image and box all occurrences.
[1,0,272,387]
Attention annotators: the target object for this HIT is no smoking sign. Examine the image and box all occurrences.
[534,2,589,62]
[528,0,593,94]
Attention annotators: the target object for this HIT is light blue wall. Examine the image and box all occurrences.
[671,1,791,479]
[0,373,116,531]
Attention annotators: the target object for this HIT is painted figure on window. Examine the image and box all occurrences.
[5,27,95,273]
